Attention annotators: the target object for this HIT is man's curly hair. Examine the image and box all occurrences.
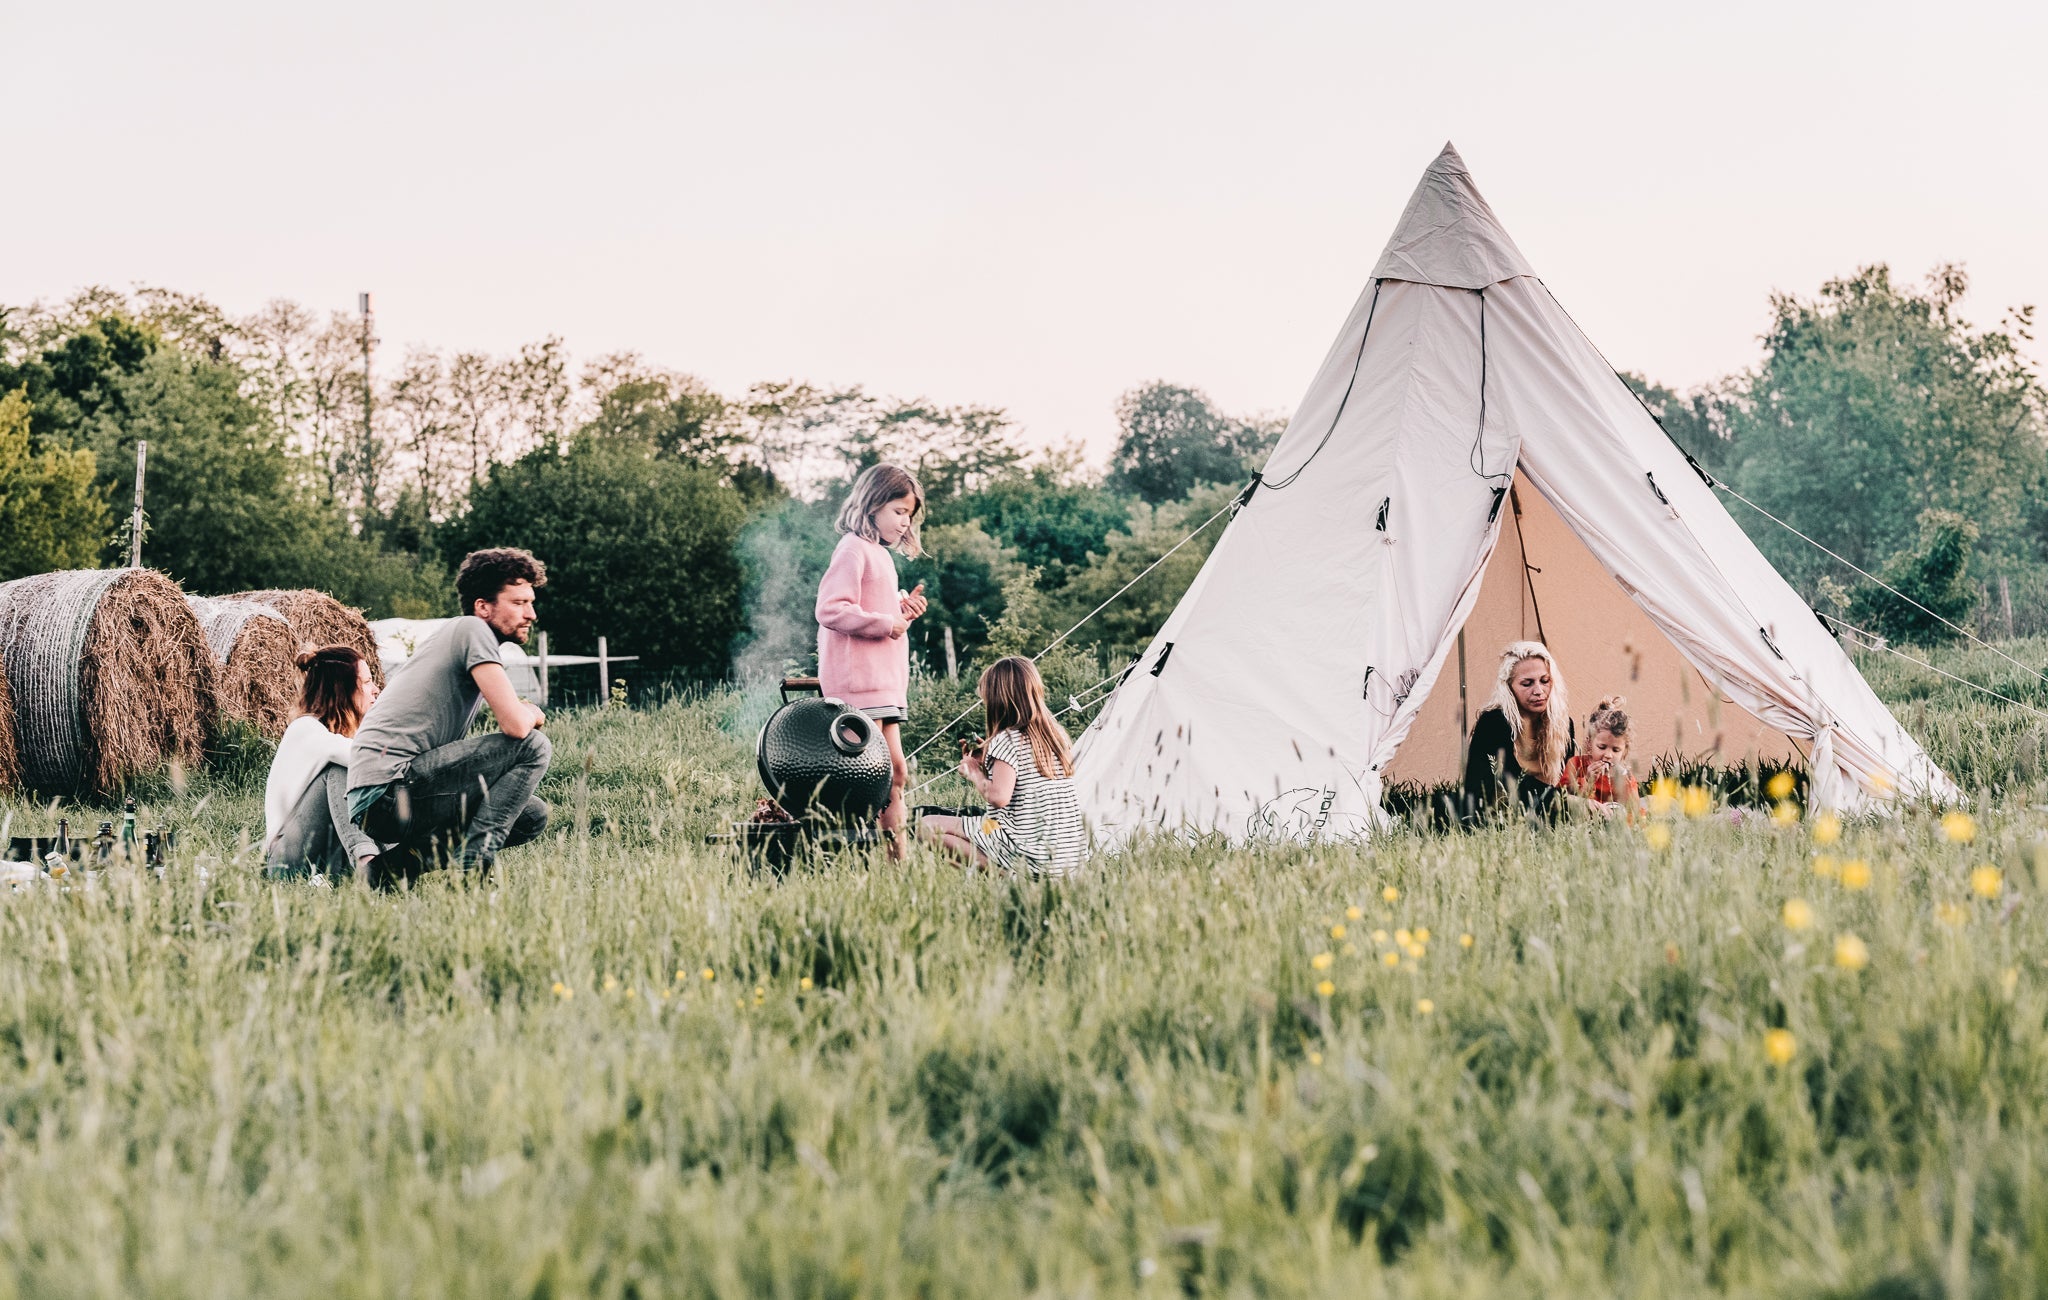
[456,547,547,616]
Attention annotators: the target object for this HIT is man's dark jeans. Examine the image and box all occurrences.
[358,730,551,874]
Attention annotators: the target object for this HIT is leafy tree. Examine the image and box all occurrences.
[0,314,157,448]
[1622,372,1739,478]
[0,389,107,578]
[1846,508,1981,646]
[1047,482,1238,661]
[449,437,749,678]
[1107,382,1276,504]
[1727,265,2043,590]
[898,522,1019,674]
[930,453,1131,591]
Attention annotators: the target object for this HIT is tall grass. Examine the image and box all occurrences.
[0,658,2044,1295]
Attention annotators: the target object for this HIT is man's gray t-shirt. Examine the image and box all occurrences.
[347,617,504,798]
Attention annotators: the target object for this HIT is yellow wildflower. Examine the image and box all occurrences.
[1812,854,1839,880]
[1935,901,1968,928]
[1971,866,2003,899]
[1382,885,1401,903]
[1833,933,1870,971]
[1316,980,1335,997]
[1371,929,1389,945]
[701,967,716,981]
[1781,898,1814,931]
[1763,1028,1797,1066]
[1813,814,1842,846]
[674,969,687,983]
[1645,824,1673,851]
[1404,942,1426,959]
[1459,933,1474,949]
[1941,811,1977,844]
[1346,905,1364,922]
[1308,1051,1324,1066]
[1394,928,1413,947]
[1331,924,1347,940]
[1381,952,1400,969]
[551,981,569,999]
[799,977,814,991]
[1415,928,1431,944]
[1415,998,1435,1015]
[625,987,635,999]
[2001,968,2019,995]
[1311,951,1334,971]
[1840,860,1872,891]
[1681,786,1713,818]
[1772,801,1799,826]
[1649,777,1680,816]
[1767,771,1796,801]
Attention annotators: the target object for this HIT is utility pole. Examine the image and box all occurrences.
[128,440,148,569]
[358,292,377,510]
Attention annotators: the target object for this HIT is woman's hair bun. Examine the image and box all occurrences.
[1596,693,1627,711]
[294,649,319,671]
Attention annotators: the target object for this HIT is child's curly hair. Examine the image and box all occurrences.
[1587,695,1631,746]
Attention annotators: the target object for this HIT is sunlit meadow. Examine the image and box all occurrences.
[2,641,2047,1296]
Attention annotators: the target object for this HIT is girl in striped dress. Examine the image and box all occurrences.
[920,656,1086,876]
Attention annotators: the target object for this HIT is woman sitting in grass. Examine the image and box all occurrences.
[264,646,383,879]
[920,656,1085,876]
[1460,639,1576,826]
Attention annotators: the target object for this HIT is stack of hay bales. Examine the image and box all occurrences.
[0,569,214,795]
[186,596,299,738]
[228,589,384,684]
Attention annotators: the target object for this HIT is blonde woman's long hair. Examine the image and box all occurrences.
[835,463,925,559]
[979,656,1076,779]
[1487,640,1571,784]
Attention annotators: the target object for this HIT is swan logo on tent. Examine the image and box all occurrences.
[1251,786,1338,841]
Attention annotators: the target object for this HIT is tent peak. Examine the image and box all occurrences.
[1370,144,1535,290]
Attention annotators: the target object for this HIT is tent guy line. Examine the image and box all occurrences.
[904,667,1125,805]
[1714,482,2048,690]
[1531,266,2047,695]
[900,494,1241,768]
[1816,612,2048,723]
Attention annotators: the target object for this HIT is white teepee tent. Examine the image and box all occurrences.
[1075,144,1953,844]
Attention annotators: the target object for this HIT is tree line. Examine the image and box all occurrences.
[0,262,2038,695]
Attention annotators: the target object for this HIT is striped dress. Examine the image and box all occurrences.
[964,728,1085,877]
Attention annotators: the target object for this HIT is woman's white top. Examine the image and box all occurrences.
[263,716,353,852]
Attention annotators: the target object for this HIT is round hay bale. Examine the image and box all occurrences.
[186,596,298,738]
[227,589,384,685]
[0,569,216,796]
[0,659,20,793]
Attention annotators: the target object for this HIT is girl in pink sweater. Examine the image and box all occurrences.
[816,463,927,857]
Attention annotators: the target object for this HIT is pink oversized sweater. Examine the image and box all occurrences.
[815,533,909,710]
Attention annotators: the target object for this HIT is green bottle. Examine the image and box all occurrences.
[122,798,137,856]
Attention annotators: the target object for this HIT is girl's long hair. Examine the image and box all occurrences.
[979,656,1076,779]
[296,644,368,738]
[1486,640,1570,783]
[835,463,925,559]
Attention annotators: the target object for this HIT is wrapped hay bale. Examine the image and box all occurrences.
[186,596,298,738]
[0,569,215,795]
[227,589,384,685]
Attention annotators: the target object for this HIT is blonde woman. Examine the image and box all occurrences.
[1459,640,1576,824]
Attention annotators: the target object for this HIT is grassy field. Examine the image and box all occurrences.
[2,644,2048,1297]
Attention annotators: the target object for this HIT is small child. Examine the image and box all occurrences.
[1560,695,1639,817]
[816,463,927,858]
[921,656,1085,876]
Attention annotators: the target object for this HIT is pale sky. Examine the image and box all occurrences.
[6,0,2043,461]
